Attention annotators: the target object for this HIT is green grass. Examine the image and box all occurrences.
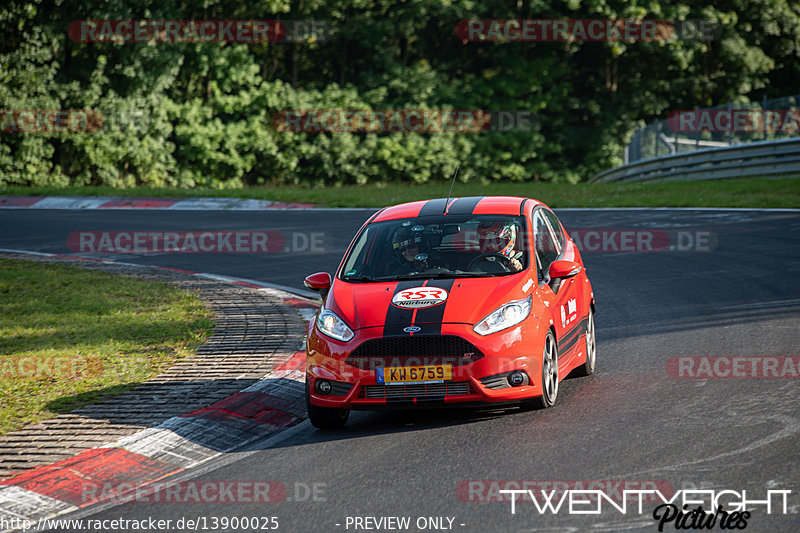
[0,258,214,435]
[2,176,799,208]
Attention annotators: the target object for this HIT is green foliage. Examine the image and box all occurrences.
[1,0,797,187]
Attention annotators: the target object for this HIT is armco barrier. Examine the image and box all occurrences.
[591,137,800,183]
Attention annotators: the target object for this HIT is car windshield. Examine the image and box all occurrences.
[340,214,528,282]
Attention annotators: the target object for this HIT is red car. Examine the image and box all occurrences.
[303,196,596,428]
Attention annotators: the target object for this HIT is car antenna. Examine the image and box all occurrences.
[443,164,460,214]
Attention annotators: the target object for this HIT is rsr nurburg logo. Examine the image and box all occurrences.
[391,287,449,309]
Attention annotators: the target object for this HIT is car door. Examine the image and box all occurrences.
[533,208,580,366]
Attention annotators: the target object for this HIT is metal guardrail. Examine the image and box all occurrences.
[591,137,800,183]
[624,94,800,163]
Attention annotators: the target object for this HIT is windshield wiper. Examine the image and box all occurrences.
[416,273,461,279]
[374,271,516,281]
[371,272,449,281]
[342,276,376,282]
[373,274,429,281]
[449,272,511,278]
[373,271,510,282]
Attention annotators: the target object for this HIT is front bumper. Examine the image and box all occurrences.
[306,322,546,409]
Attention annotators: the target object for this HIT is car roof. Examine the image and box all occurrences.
[371,196,545,223]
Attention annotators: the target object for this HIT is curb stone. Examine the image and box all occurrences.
[0,251,317,531]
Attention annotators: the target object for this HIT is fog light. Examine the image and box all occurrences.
[316,379,332,395]
[508,370,527,387]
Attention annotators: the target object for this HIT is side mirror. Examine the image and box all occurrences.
[548,260,582,280]
[304,272,332,301]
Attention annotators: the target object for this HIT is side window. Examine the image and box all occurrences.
[543,209,566,249]
[533,210,559,281]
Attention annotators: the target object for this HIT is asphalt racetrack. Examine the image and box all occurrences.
[2,207,799,532]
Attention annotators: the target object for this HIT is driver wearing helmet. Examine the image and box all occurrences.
[475,220,524,271]
[385,226,436,275]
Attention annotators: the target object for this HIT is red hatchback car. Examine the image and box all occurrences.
[303,196,596,428]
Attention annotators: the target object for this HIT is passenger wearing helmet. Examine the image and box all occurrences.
[475,220,523,271]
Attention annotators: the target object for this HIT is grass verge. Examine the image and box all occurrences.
[0,258,214,435]
[1,176,799,208]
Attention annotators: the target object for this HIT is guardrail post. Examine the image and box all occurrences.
[727,100,733,145]
[653,120,659,158]
[695,106,700,149]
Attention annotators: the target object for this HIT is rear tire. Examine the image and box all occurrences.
[306,380,350,429]
[531,330,559,409]
[573,309,596,377]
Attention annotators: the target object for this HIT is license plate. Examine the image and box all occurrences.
[376,365,453,385]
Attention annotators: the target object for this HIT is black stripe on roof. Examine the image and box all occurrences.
[418,198,450,216]
[446,196,485,215]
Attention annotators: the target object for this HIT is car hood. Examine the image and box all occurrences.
[326,275,534,330]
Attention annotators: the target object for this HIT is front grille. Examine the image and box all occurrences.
[359,381,476,400]
[346,335,484,370]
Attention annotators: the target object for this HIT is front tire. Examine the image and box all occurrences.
[532,330,559,409]
[306,380,349,429]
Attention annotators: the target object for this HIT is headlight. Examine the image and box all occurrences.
[317,309,354,342]
[473,295,532,335]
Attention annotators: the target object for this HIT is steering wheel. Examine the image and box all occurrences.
[467,253,513,272]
